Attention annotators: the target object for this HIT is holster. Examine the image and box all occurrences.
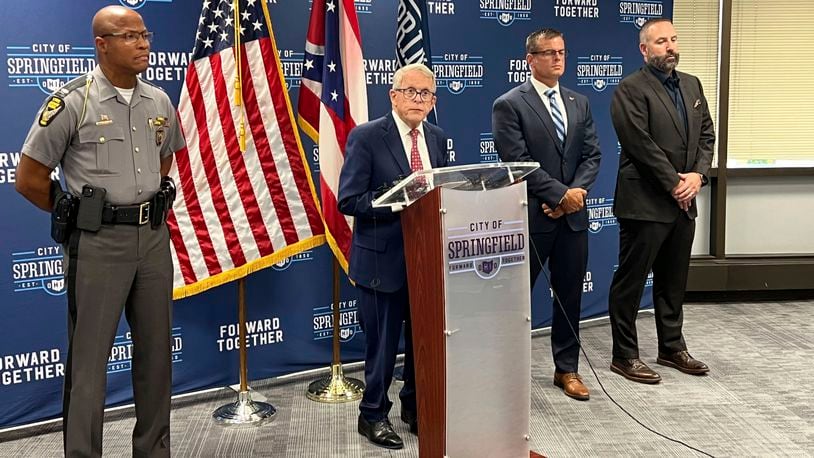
[50,180,76,244]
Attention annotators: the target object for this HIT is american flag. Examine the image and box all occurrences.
[297,0,368,273]
[169,0,325,298]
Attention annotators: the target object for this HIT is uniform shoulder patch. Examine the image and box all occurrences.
[38,96,65,127]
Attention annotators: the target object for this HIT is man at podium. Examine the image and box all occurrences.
[338,63,449,449]
[492,28,602,400]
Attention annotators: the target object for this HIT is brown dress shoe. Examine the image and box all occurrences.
[610,358,662,384]
[656,351,709,375]
[553,372,590,400]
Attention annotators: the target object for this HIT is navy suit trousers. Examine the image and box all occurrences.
[357,284,416,421]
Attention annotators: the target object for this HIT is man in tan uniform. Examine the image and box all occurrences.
[16,6,184,457]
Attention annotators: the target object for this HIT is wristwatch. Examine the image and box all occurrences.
[697,172,709,186]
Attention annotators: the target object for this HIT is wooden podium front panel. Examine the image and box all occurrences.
[401,187,446,458]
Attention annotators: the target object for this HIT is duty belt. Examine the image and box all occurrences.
[101,201,151,225]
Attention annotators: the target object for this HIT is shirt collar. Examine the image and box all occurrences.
[529,77,560,97]
[92,66,148,103]
[392,110,425,139]
[647,65,680,86]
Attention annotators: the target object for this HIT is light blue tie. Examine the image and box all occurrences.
[544,88,566,147]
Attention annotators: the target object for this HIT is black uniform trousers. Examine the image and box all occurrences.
[356,284,416,422]
[608,215,695,359]
[64,223,173,458]
[529,219,588,374]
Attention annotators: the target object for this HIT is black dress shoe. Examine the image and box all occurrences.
[358,415,403,449]
[611,358,662,384]
[656,350,709,375]
[400,409,418,435]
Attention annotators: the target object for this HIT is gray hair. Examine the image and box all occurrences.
[639,18,673,44]
[392,63,436,91]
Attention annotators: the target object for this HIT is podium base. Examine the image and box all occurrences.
[306,363,365,403]
[213,390,276,426]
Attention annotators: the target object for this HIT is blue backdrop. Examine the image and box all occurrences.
[0,0,669,428]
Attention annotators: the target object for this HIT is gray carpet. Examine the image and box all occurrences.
[2,300,813,457]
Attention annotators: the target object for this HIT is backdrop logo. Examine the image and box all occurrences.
[447,219,526,279]
[1,348,64,386]
[279,49,304,91]
[577,55,623,92]
[6,44,95,94]
[587,197,616,234]
[432,53,484,95]
[217,318,284,352]
[618,0,663,28]
[1,151,23,185]
[506,58,531,84]
[480,0,532,26]
[108,328,183,374]
[355,0,374,13]
[479,132,498,163]
[428,0,456,15]
[142,52,189,83]
[553,0,599,18]
[363,57,397,86]
[312,299,362,342]
[119,0,173,9]
[271,250,314,271]
[12,246,65,296]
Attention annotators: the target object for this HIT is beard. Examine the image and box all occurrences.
[647,51,680,73]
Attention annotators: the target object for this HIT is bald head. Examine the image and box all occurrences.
[92,5,150,88]
[92,5,142,37]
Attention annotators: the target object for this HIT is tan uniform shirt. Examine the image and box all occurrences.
[22,66,184,205]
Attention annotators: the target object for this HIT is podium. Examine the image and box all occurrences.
[373,163,543,458]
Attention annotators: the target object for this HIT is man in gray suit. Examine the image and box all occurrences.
[492,28,601,400]
[608,18,715,383]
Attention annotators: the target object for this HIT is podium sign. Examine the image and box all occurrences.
[375,163,538,457]
[442,184,531,457]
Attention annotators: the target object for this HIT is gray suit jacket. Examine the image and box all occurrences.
[610,66,715,222]
[492,81,601,233]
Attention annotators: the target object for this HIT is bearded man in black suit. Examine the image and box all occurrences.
[608,18,715,384]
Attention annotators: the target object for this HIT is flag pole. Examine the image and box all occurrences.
[212,0,275,425]
[305,258,364,402]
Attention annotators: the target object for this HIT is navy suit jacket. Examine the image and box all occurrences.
[338,113,449,293]
[492,81,601,233]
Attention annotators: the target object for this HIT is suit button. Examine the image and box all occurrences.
[371,278,381,288]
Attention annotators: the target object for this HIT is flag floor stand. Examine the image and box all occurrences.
[306,363,364,403]
[306,259,365,403]
[213,278,277,426]
[213,390,276,426]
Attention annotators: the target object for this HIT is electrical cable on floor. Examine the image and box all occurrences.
[530,237,715,458]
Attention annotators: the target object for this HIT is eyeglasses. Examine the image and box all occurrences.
[529,49,568,58]
[393,87,436,102]
[100,31,154,44]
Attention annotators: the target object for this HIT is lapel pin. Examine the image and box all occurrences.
[693,99,701,109]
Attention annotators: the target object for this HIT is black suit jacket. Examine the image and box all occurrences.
[337,113,449,292]
[610,66,715,223]
[492,81,601,233]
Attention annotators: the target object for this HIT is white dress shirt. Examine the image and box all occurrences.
[529,78,568,135]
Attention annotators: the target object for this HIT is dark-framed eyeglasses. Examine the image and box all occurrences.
[529,49,568,58]
[100,31,154,44]
[393,87,436,102]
